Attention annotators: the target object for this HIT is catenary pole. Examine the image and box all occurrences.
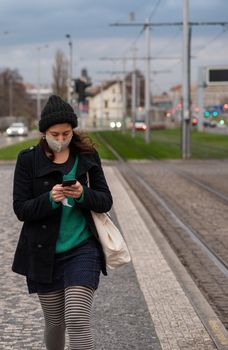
[122,58,127,132]
[197,66,205,132]
[66,34,73,104]
[37,47,41,121]
[182,0,191,159]
[131,47,137,138]
[36,45,48,121]
[145,18,151,143]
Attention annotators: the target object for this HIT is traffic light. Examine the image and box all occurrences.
[212,111,218,117]
[74,79,91,103]
[204,111,210,118]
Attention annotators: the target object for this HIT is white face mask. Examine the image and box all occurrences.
[45,134,72,153]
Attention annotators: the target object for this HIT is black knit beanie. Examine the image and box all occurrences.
[39,95,78,132]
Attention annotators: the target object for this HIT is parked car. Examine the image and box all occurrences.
[203,120,217,128]
[129,120,147,131]
[6,122,28,136]
[129,120,166,131]
[110,121,122,129]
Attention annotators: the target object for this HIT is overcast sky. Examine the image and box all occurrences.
[1,0,228,93]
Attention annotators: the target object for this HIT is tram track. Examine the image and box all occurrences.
[128,166,228,280]
[99,134,228,328]
[99,133,228,277]
[172,169,228,205]
[132,169,228,277]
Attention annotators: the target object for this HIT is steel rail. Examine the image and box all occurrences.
[132,170,228,278]
[174,169,228,205]
[98,134,228,278]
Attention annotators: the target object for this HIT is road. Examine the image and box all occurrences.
[0,131,39,148]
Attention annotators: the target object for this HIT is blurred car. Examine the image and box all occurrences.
[6,122,28,136]
[128,120,165,130]
[129,120,147,131]
[110,121,122,129]
[203,120,217,128]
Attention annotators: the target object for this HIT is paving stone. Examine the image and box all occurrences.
[104,166,217,350]
[0,165,160,349]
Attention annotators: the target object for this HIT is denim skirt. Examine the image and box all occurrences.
[27,236,103,294]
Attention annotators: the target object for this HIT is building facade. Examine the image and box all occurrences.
[88,80,123,128]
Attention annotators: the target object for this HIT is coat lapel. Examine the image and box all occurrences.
[34,145,96,178]
[76,153,97,179]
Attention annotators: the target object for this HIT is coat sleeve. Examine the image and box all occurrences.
[75,151,113,213]
[13,151,57,222]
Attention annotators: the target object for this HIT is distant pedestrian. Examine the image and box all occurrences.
[12,95,113,350]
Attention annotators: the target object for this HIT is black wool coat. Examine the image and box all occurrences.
[12,144,113,283]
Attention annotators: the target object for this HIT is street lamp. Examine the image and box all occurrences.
[65,34,73,103]
[37,44,49,120]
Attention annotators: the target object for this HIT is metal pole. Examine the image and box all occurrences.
[69,40,73,98]
[197,67,205,132]
[145,18,151,143]
[186,26,191,157]
[9,78,13,116]
[131,47,137,138]
[37,45,48,120]
[37,47,41,121]
[182,0,191,159]
[122,58,127,132]
[66,34,73,103]
[100,83,104,128]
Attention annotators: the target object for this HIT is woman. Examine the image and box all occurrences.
[12,95,113,350]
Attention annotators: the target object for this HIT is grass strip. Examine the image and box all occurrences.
[0,133,117,161]
[0,129,227,160]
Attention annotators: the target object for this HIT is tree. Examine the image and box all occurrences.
[52,49,68,100]
[0,68,36,127]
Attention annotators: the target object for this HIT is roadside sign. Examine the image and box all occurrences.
[206,66,228,85]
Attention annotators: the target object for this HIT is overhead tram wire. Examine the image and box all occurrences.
[148,0,162,21]
[123,1,163,58]
[149,28,182,83]
[152,27,182,57]
[156,26,228,75]
[121,0,162,57]
[121,24,144,58]
[193,27,228,57]
[125,2,179,95]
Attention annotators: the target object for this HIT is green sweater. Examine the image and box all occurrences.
[50,157,91,253]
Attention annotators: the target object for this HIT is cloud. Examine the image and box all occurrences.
[0,0,227,92]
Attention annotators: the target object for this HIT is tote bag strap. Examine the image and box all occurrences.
[86,172,90,187]
[86,172,111,218]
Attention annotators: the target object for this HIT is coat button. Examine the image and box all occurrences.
[41,224,47,229]
[37,244,43,248]
[44,181,49,186]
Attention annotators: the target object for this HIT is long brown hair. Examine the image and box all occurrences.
[39,130,97,161]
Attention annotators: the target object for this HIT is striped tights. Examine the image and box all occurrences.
[38,286,94,350]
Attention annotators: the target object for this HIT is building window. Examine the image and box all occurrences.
[104,100,108,108]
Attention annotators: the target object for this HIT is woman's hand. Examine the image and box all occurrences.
[62,181,83,199]
[51,184,66,202]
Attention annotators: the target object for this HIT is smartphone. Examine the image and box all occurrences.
[62,179,77,187]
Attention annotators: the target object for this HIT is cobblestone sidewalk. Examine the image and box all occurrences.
[0,165,160,349]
